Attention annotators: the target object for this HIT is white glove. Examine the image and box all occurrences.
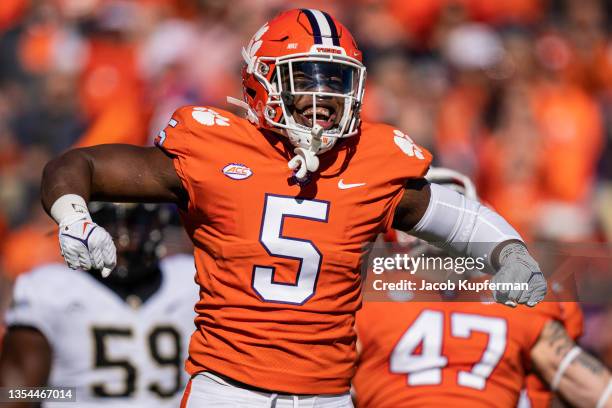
[58,216,116,277]
[491,243,547,307]
[51,194,116,277]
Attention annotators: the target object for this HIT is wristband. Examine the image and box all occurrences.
[50,194,91,225]
[597,379,612,408]
[551,346,581,391]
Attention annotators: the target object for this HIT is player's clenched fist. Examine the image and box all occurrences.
[492,242,547,307]
[59,218,116,275]
[51,194,116,277]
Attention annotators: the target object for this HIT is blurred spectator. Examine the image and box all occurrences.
[436,23,504,176]
[477,82,542,240]
[530,31,604,240]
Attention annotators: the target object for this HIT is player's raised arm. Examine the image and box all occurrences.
[531,320,612,408]
[392,176,547,307]
[0,328,52,408]
[40,144,185,276]
[41,144,185,207]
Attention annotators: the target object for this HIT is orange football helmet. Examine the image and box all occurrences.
[230,9,366,178]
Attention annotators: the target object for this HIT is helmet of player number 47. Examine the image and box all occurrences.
[228,9,367,179]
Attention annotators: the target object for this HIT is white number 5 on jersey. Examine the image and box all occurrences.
[252,194,329,305]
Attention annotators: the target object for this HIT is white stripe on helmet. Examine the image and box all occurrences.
[309,9,335,46]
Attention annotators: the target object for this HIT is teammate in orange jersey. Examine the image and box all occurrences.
[354,169,612,408]
[40,9,546,407]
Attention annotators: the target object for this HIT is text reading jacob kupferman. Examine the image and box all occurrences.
[369,254,529,293]
[371,278,528,292]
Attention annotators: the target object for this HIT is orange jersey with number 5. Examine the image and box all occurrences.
[354,301,551,408]
[155,105,431,394]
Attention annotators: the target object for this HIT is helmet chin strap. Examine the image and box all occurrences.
[288,124,323,181]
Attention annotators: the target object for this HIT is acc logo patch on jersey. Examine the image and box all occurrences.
[393,129,425,160]
[192,107,230,127]
[222,163,253,180]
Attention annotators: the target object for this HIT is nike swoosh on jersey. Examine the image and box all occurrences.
[338,179,366,189]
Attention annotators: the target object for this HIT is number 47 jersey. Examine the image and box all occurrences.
[155,106,432,394]
[353,301,552,408]
[5,255,198,408]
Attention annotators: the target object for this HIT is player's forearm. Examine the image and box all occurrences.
[394,182,546,306]
[532,321,612,408]
[555,358,612,408]
[397,182,522,271]
[41,144,185,275]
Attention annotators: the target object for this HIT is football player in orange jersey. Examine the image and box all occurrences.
[40,9,547,407]
[354,168,612,408]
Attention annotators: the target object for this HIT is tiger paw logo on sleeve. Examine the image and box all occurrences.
[192,107,230,127]
[393,129,425,160]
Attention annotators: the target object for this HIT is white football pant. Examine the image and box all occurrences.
[181,372,353,408]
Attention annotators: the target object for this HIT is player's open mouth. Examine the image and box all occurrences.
[297,105,337,130]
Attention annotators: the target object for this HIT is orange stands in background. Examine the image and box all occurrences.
[79,39,142,119]
[74,94,148,147]
[75,38,149,147]
[477,133,543,240]
[532,82,604,203]
[17,20,58,74]
[0,0,29,32]
[436,84,488,153]
[0,221,63,280]
[466,0,545,25]
[387,0,545,41]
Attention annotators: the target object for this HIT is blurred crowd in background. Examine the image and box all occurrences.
[0,0,610,360]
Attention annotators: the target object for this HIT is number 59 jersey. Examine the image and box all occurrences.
[5,255,198,408]
[155,106,432,394]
